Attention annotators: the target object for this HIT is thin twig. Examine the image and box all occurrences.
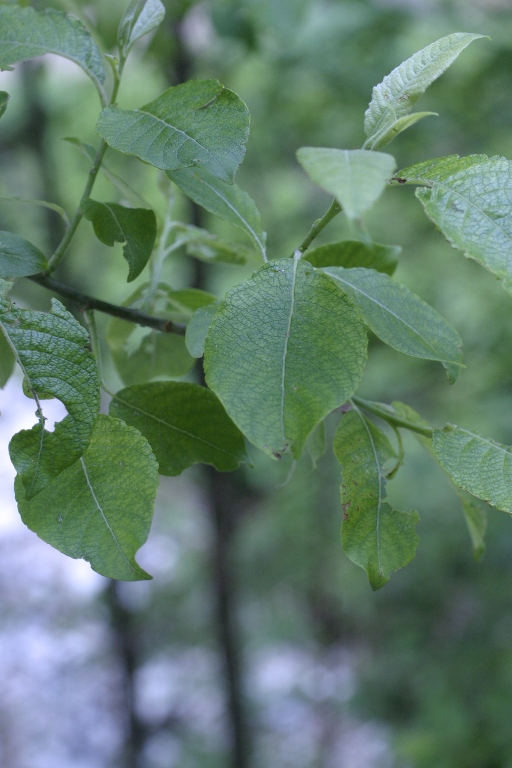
[28,273,186,335]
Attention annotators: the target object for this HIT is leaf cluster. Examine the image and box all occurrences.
[0,4,507,589]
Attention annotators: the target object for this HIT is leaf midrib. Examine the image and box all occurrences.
[197,175,265,258]
[327,270,453,360]
[111,392,240,459]
[116,109,225,176]
[280,258,299,445]
[80,456,136,573]
[352,405,384,575]
[368,38,466,139]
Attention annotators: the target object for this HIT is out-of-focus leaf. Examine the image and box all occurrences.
[0,328,15,388]
[306,241,399,275]
[105,282,201,385]
[0,6,106,94]
[97,80,249,183]
[15,415,158,581]
[185,300,221,358]
[306,420,326,469]
[0,231,48,278]
[205,257,367,459]
[0,91,9,119]
[457,489,488,561]
[64,137,151,209]
[109,382,248,475]
[297,148,396,220]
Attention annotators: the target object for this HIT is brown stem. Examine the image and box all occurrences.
[28,273,186,335]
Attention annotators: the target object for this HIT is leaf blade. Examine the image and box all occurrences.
[118,0,165,55]
[334,407,419,589]
[399,154,512,294]
[0,281,100,498]
[205,257,368,459]
[0,6,106,94]
[364,33,485,149]
[81,199,157,282]
[323,266,463,381]
[109,382,248,475]
[433,426,512,512]
[297,148,396,220]
[97,80,249,183]
[167,166,266,259]
[15,414,158,581]
[305,241,400,275]
[0,231,48,278]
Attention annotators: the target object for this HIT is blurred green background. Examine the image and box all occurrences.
[3,0,512,767]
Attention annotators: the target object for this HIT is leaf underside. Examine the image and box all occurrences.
[433,426,512,513]
[364,33,485,149]
[400,154,512,295]
[297,148,396,220]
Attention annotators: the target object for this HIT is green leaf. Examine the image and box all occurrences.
[109,382,248,475]
[185,300,221,358]
[106,319,193,385]
[205,256,368,459]
[367,112,438,152]
[433,425,512,513]
[168,224,256,265]
[0,91,9,120]
[81,199,157,282]
[97,80,249,184]
[15,414,158,581]
[118,0,165,56]
[0,231,48,278]
[322,267,463,382]
[297,148,396,220]
[105,283,197,385]
[0,327,15,388]
[306,420,326,469]
[0,6,106,96]
[306,241,400,275]
[364,33,486,150]
[334,407,419,589]
[0,282,100,498]
[457,489,487,561]
[183,231,257,265]
[167,166,266,259]
[399,154,512,295]
[162,287,217,322]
